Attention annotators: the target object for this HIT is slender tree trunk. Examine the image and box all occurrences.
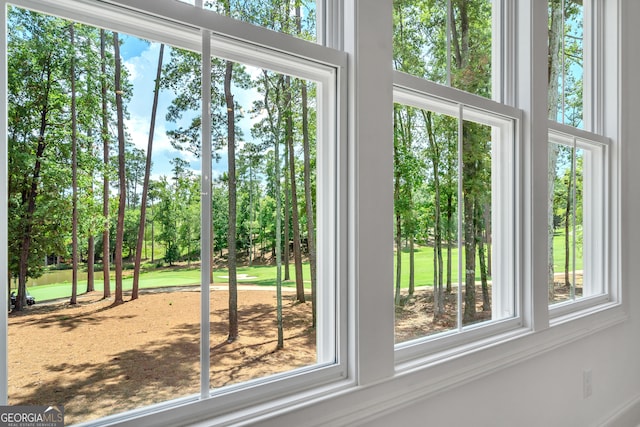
[477,205,490,311]
[100,29,111,299]
[284,142,291,281]
[395,213,402,305]
[463,194,476,324]
[409,235,415,296]
[393,109,402,306]
[548,0,564,301]
[132,43,164,301]
[224,58,238,342]
[285,76,305,303]
[424,110,444,317]
[565,148,574,297]
[296,6,318,326]
[70,23,79,305]
[303,80,318,325]
[248,163,254,267]
[151,206,155,263]
[87,236,95,292]
[113,31,125,305]
[271,95,284,349]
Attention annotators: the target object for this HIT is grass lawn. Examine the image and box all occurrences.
[20,231,578,304]
[21,263,312,303]
[394,230,582,288]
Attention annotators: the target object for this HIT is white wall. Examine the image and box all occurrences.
[241,2,640,426]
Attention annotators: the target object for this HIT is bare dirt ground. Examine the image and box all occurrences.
[8,277,579,425]
[8,287,315,425]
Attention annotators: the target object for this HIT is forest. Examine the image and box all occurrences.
[3,0,589,423]
[7,1,319,348]
[391,0,586,337]
[7,0,584,337]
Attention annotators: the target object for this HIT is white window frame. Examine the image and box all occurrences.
[392,73,522,363]
[0,0,626,426]
[1,0,350,424]
[547,125,612,322]
[546,0,620,321]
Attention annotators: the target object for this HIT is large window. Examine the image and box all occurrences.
[2,1,345,424]
[392,75,519,359]
[547,0,611,315]
[0,1,621,426]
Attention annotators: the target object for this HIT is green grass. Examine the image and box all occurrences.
[552,230,584,272]
[394,230,581,288]
[21,262,312,303]
[393,245,481,288]
[21,231,578,304]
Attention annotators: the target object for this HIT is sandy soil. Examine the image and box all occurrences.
[8,279,577,425]
[8,286,315,425]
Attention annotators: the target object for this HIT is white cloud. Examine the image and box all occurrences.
[123,41,199,178]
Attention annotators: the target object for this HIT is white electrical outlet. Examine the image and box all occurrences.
[583,369,593,398]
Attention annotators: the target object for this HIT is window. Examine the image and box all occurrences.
[392,0,521,359]
[548,126,608,314]
[547,0,612,315]
[548,0,585,128]
[2,0,346,424]
[393,0,494,99]
[393,75,519,359]
[0,1,622,426]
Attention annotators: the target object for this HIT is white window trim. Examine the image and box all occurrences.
[0,1,627,426]
[2,0,353,424]
[548,124,609,311]
[392,74,523,364]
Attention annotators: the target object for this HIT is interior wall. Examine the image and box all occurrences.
[358,1,640,425]
[246,1,640,426]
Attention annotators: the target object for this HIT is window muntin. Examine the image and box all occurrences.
[393,78,519,357]
[393,0,494,99]
[3,1,345,424]
[548,128,607,311]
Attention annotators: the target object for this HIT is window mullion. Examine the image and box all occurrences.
[457,103,463,331]
[200,27,212,399]
[516,0,550,330]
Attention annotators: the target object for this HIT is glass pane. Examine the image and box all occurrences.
[393,0,493,98]
[394,103,515,344]
[548,0,584,127]
[549,142,585,304]
[460,119,494,327]
[7,7,200,424]
[205,59,321,387]
[393,105,460,343]
[179,0,317,42]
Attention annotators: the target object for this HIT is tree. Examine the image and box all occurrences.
[296,2,318,324]
[132,43,164,301]
[8,8,71,311]
[423,110,445,318]
[547,0,584,301]
[100,28,112,299]
[224,51,239,343]
[285,75,305,303]
[69,22,79,305]
[113,31,126,305]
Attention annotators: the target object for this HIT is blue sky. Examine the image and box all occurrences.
[120,34,261,183]
[120,36,200,181]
